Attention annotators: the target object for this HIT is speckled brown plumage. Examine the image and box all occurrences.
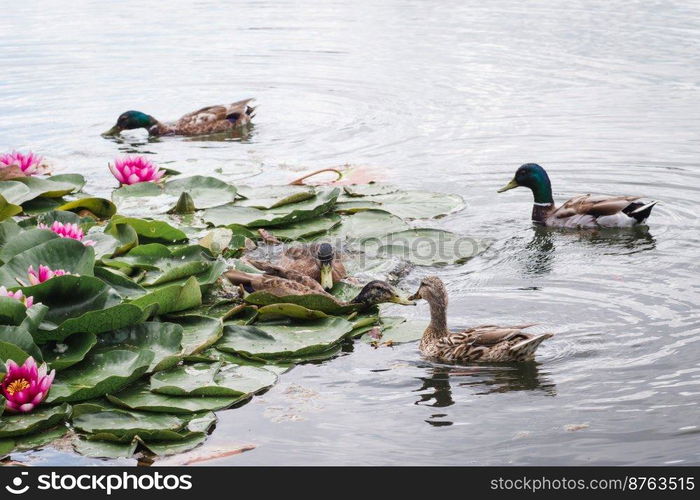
[409,276,552,363]
[247,243,346,284]
[150,99,255,136]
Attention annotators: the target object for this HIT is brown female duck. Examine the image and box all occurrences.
[409,276,552,362]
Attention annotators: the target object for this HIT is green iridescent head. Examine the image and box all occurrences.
[498,163,554,204]
[103,111,157,136]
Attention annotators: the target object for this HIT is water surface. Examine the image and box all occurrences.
[2,0,699,465]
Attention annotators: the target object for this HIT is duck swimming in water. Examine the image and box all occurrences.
[409,276,552,363]
[103,99,255,137]
[498,163,656,228]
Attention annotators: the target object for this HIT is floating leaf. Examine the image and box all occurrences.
[314,210,408,243]
[74,436,138,459]
[216,317,353,359]
[108,382,244,414]
[174,315,223,356]
[0,403,71,438]
[236,185,315,209]
[58,197,117,218]
[363,228,484,266]
[42,332,97,370]
[361,318,428,344]
[0,237,95,288]
[150,362,277,397]
[203,188,339,228]
[244,291,358,315]
[46,348,154,403]
[107,216,188,244]
[141,433,207,456]
[264,214,341,241]
[257,303,330,321]
[340,187,464,219]
[130,276,202,316]
[98,322,184,373]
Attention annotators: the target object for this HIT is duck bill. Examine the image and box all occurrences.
[407,291,420,301]
[320,263,333,290]
[497,178,519,193]
[389,294,416,306]
[102,125,121,136]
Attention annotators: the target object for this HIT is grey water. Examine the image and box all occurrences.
[2,0,699,465]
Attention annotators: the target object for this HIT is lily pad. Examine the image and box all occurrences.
[340,188,464,219]
[46,348,154,403]
[264,214,341,241]
[236,185,315,209]
[113,176,238,214]
[0,237,95,288]
[315,210,409,243]
[244,291,358,315]
[257,303,330,321]
[130,276,202,316]
[0,228,58,264]
[42,332,97,370]
[0,403,71,438]
[107,216,188,244]
[58,197,117,218]
[73,408,215,443]
[363,228,484,266]
[108,382,245,414]
[141,433,207,457]
[215,317,353,359]
[74,436,138,459]
[98,322,184,373]
[173,315,224,356]
[203,188,339,228]
[150,362,277,397]
[0,194,22,222]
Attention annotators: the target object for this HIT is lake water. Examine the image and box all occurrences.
[2,0,699,465]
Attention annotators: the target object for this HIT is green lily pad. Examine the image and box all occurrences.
[173,315,224,356]
[315,210,409,243]
[107,216,188,244]
[107,382,245,414]
[93,266,146,298]
[42,332,97,370]
[216,317,353,359]
[0,403,71,438]
[363,228,485,266]
[58,197,117,218]
[130,276,202,316]
[1,425,69,454]
[0,228,58,264]
[0,237,95,288]
[150,362,277,397]
[244,291,358,315]
[0,340,32,365]
[113,176,238,215]
[14,175,81,199]
[203,188,339,228]
[264,214,341,241]
[0,194,23,222]
[46,348,154,403]
[73,408,215,443]
[236,185,315,209]
[339,188,464,219]
[98,322,184,373]
[142,433,207,457]
[257,303,330,321]
[74,436,138,459]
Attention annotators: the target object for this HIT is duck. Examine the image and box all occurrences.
[103,99,255,137]
[497,163,657,228]
[224,270,413,310]
[246,242,347,290]
[408,276,552,362]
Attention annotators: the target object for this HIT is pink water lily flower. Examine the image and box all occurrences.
[0,150,49,177]
[108,155,165,185]
[37,221,96,246]
[1,357,55,413]
[0,286,34,308]
[26,265,71,286]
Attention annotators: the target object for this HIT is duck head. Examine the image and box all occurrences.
[316,243,335,290]
[408,276,448,306]
[498,163,554,205]
[103,111,158,136]
[351,280,415,308]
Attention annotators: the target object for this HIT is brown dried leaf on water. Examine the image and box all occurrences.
[564,423,589,432]
[157,443,256,465]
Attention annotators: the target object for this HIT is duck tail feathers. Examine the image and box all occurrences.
[624,201,657,223]
[509,333,553,360]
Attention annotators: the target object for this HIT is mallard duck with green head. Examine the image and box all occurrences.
[103,99,255,137]
[409,276,552,363]
[498,163,657,228]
